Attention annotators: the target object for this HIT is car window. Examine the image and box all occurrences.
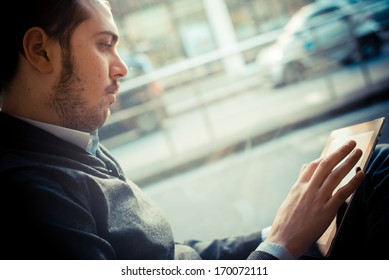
[106,0,388,244]
[310,6,340,19]
[307,6,342,27]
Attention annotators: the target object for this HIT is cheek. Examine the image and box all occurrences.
[74,48,109,88]
[81,58,106,84]
[90,56,109,80]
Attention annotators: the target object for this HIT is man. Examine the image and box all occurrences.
[0,0,386,259]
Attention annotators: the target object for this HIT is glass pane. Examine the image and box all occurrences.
[105,0,389,241]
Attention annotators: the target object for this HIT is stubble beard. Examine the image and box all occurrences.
[48,53,109,133]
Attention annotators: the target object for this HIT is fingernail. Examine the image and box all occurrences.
[356,166,361,173]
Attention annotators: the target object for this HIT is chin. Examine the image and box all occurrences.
[99,109,111,127]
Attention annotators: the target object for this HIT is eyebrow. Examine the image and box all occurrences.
[95,31,119,44]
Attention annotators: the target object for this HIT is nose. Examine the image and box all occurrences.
[111,53,128,79]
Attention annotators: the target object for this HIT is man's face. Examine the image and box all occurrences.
[49,1,128,132]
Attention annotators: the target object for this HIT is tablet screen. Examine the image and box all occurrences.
[316,117,385,257]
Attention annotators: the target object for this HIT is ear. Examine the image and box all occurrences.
[23,27,54,74]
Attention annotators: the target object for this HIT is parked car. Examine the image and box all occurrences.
[99,50,166,143]
[256,1,383,87]
[353,0,389,31]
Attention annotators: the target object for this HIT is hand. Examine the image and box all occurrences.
[265,140,364,258]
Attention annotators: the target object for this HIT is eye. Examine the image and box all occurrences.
[99,41,113,51]
[102,43,112,49]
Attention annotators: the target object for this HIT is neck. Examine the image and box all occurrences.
[1,92,61,127]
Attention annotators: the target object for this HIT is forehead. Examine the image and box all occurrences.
[76,0,119,38]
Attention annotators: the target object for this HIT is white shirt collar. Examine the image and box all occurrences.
[14,115,99,155]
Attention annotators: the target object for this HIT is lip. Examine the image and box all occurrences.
[107,92,117,104]
[106,82,119,105]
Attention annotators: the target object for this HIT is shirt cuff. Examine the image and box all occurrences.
[258,227,295,260]
[256,241,295,260]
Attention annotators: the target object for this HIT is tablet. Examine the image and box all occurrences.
[316,117,385,258]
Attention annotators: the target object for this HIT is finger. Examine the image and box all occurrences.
[309,140,357,189]
[321,148,363,196]
[327,170,365,210]
[299,164,307,175]
[298,158,322,182]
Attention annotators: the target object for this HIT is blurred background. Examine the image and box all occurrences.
[104,0,389,243]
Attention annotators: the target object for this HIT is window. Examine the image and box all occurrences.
[107,0,389,241]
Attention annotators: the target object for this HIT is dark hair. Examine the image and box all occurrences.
[1,0,91,92]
